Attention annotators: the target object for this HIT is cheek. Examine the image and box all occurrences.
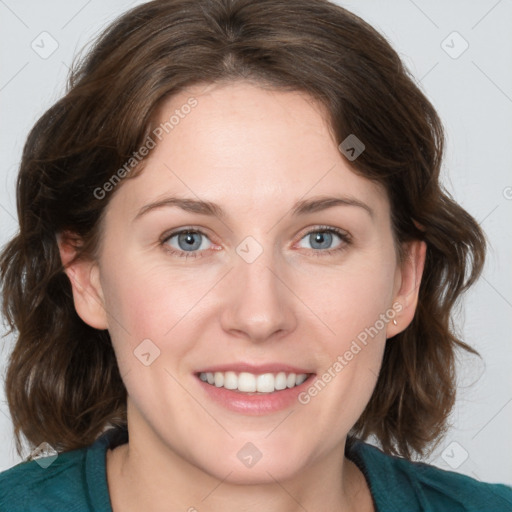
[99,255,222,371]
[102,268,167,338]
[293,251,396,421]
[304,253,397,350]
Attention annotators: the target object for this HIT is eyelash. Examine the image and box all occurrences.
[160,225,352,260]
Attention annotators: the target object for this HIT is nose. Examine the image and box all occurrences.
[219,246,297,343]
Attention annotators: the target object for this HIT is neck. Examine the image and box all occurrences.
[106,408,374,512]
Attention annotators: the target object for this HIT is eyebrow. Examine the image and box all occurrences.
[133,194,374,222]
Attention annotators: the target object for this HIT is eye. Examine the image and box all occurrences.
[161,229,213,259]
[296,226,351,256]
[160,225,351,260]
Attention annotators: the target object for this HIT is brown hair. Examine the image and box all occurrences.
[0,0,485,460]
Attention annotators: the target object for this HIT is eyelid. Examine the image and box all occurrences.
[292,225,351,253]
[295,224,351,243]
[160,226,217,259]
[160,224,352,258]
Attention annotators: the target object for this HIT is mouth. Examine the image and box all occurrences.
[194,364,316,415]
[197,370,311,393]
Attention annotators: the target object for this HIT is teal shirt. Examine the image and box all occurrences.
[1,427,511,511]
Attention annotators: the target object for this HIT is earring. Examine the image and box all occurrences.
[393,319,398,325]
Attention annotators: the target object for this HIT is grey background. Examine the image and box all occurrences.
[0,0,511,485]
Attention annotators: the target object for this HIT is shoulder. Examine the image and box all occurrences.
[0,428,122,512]
[348,439,512,512]
[0,447,89,511]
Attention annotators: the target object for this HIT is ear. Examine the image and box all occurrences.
[57,231,109,330]
[385,240,427,339]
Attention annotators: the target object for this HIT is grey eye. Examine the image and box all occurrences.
[165,231,211,252]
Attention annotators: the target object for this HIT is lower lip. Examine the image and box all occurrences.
[196,375,315,415]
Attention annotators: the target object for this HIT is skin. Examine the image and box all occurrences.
[59,81,426,511]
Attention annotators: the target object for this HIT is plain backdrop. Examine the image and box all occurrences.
[0,0,511,485]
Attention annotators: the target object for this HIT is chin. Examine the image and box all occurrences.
[190,440,313,485]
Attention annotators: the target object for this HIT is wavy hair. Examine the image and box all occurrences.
[0,0,486,459]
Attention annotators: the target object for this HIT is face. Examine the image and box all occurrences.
[64,81,423,484]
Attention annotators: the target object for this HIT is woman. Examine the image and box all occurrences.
[0,0,510,510]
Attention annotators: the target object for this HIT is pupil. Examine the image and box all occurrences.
[179,232,200,250]
[312,232,331,249]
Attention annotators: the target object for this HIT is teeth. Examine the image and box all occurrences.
[275,372,287,390]
[286,373,296,388]
[296,374,307,385]
[224,371,238,390]
[256,373,274,393]
[214,372,224,387]
[199,371,309,393]
[238,372,256,392]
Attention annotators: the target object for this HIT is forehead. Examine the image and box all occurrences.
[108,81,389,222]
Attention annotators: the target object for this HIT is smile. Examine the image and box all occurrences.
[198,371,309,393]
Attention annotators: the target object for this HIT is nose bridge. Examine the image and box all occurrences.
[220,234,296,341]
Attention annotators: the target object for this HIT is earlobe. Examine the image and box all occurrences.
[386,240,427,339]
[57,232,109,330]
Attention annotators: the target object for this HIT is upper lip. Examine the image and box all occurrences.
[196,362,314,375]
